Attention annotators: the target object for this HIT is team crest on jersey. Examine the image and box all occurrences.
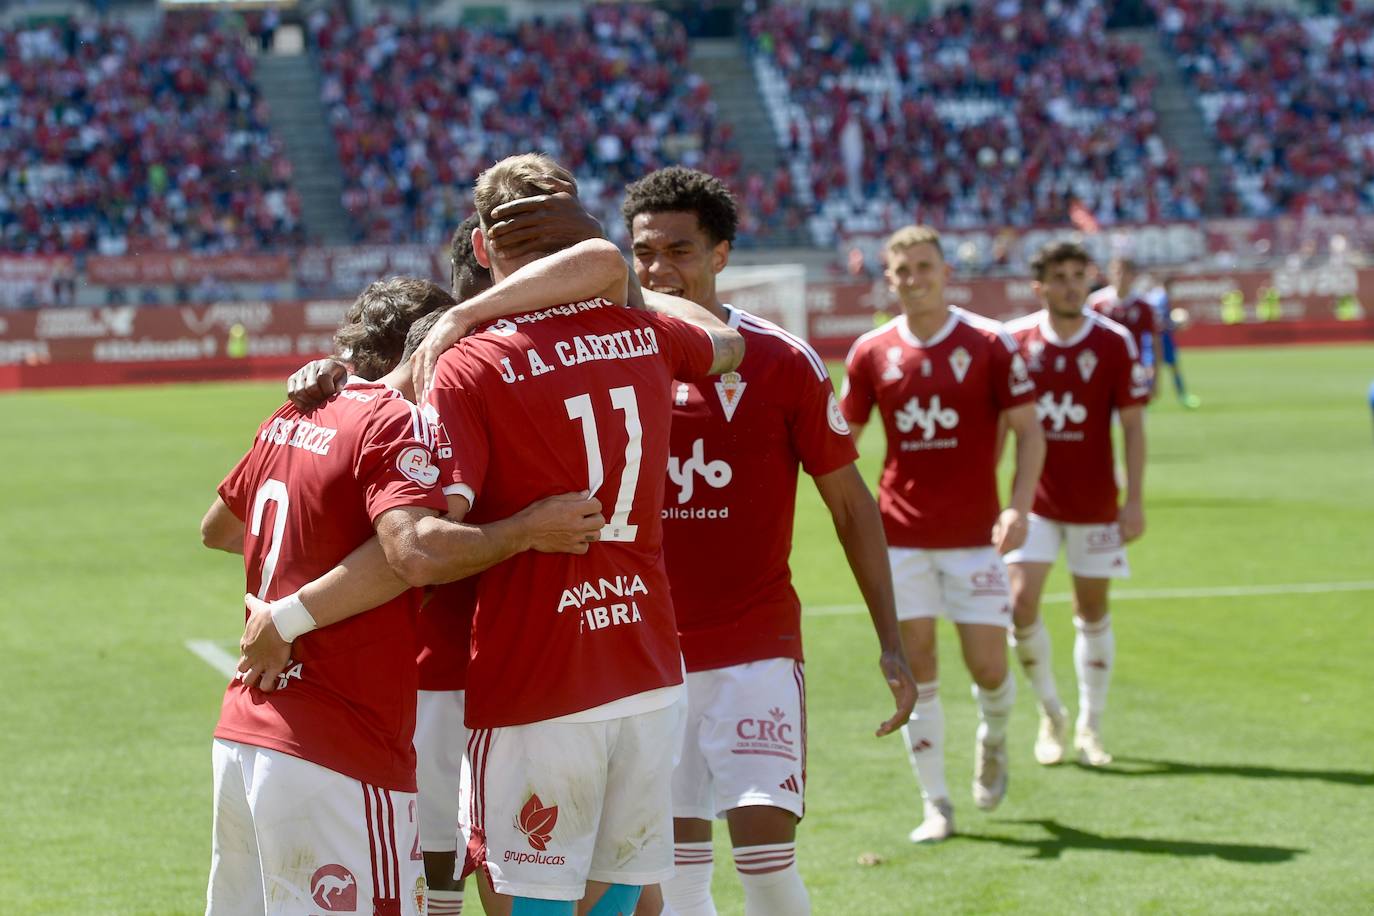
[715,372,746,422]
[826,392,850,435]
[489,318,518,337]
[1077,349,1098,382]
[675,382,690,406]
[397,446,440,487]
[1026,340,1045,371]
[949,346,972,383]
[882,346,904,381]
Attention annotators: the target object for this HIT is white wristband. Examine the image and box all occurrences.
[270,591,318,642]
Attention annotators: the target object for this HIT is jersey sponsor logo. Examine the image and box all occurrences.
[715,371,746,421]
[894,395,959,440]
[667,439,733,504]
[515,793,558,852]
[735,706,799,761]
[970,562,1009,597]
[778,774,802,793]
[1077,349,1098,382]
[557,575,650,634]
[826,392,850,435]
[949,346,972,383]
[1037,391,1087,432]
[882,345,904,381]
[396,446,440,487]
[1086,526,1122,549]
[310,864,358,911]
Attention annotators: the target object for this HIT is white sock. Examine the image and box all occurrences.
[901,681,947,803]
[1074,615,1115,731]
[733,843,809,916]
[1011,620,1063,714]
[972,673,1016,744]
[661,842,716,916]
[428,888,463,915]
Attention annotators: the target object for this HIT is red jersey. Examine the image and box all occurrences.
[842,308,1036,549]
[1087,286,1156,372]
[214,383,449,791]
[663,307,858,673]
[1006,310,1150,524]
[425,299,716,729]
[415,580,475,691]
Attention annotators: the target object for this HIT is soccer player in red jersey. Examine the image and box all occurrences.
[841,225,1046,843]
[199,277,605,916]
[1086,256,1157,397]
[425,154,744,916]
[1004,241,1150,768]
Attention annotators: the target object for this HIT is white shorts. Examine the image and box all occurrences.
[1003,514,1131,579]
[889,546,1014,628]
[207,739,424,916]
[466,703,678,900]
[673,657,807,821]
[414,689,471,854]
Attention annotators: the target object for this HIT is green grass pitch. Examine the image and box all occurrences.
[2,344,1371,914]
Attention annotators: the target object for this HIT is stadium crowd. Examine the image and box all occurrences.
[748,0,1208,244]
[0,16,302,257]
[308,5,800,247]
[1156,0,1374,217]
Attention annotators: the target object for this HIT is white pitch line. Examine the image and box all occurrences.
[185,639,238,678]
[805,580,1374,618]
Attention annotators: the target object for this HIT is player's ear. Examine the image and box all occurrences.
[472,226,492,270]
[710,239,731,274]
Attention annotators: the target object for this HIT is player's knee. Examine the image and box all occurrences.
[968,658,1008,690]
[1074,602,1109,623]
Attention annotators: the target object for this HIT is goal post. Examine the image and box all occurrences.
[715,263,809,341]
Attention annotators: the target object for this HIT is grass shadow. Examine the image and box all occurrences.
[1076,756,1374,787]
[959,819,1303,863]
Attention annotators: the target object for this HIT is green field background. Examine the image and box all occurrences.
[1,345,1371,914]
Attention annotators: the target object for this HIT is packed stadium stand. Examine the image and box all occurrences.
[0,15,301,257]
[748,0,1209,247]
[1156,0,1374,218]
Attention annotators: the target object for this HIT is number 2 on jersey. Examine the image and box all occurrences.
[565,386,642,542]
[249,479,288,598]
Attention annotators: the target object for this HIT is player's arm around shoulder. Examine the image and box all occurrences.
[639,288,744,375]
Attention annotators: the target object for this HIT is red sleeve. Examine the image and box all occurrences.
[216,447,255,520]
[991,333,1036,410]
[424,347,491,510]
[839,337,876,425]
[645,312,715,382]
[789,355,860,478]
[1113,336,1151,409]
[356,399,450,523]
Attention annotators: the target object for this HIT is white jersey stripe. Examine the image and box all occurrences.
[736,313,829,380]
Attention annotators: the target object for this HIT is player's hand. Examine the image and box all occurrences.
[287,358,348,412]
[1118,500,1145,543]
[486,179,604,260]
[238,594,293,692]
[519,492,605,554]
[876,649,917,738]
[412,308,472,403]
[992,507,1029,554]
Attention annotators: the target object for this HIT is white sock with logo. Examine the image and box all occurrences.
[972,673,1016,744]
[660,842,716,916]
[1011,620,1064,714]
[1074,615,1115,731]
[733,843,809,916]
[428,889,463,915]
[902,681,947,803]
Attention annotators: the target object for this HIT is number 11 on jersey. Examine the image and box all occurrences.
[565,386,642,542]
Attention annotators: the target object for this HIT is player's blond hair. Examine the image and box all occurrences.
[884,225,944,260]
[472,153,577,228]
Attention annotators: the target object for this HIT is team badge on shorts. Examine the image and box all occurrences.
[515,793,559,851]
[310,864,358,911]
[414,875,428,915]
[715,372,746,421]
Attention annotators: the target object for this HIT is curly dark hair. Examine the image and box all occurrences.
[1029,240,1093,281]
[449,213,492,300]
[335,277,455,380]
[621,166,738,246]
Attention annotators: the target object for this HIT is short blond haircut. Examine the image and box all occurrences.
[472,153,577,228]
[884,225,944,259]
